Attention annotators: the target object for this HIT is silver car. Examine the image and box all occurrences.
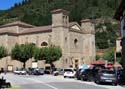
[13,68,27,75]
[94,69,117,86]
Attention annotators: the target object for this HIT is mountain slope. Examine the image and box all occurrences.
[0,0,121,25]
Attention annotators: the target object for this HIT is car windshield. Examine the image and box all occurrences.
[100,70,115,74]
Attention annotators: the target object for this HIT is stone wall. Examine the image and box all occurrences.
[19,32,52,47]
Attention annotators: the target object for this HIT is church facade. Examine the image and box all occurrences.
[0,9,95,70]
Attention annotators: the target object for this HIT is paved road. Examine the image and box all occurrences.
[1,73,124,89]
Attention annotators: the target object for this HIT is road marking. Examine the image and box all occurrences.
[27,78,58,89]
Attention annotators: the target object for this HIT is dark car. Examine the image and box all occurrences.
[80,69,92,81]
[76,69,82,80]
[32,68,44,75]
[76,68,98,81]
[27,68,44,75]
[44,67,51,74]
[94,69,117,85]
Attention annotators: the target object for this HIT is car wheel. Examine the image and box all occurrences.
[80,77,84,81]
[95,80,100,84]
[77,77,80,80]
[112,83,117,86]
[64,76,66,78]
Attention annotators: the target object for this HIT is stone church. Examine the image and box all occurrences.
[0,9,95,71]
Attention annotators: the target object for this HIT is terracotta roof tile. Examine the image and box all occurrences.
[0,21,35,28]
[19,25,52,34]
[0,29,17,35]
[91,59,105,65]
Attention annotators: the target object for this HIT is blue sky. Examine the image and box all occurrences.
[0,0,23,10]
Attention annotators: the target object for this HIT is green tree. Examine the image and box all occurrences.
[0,46,7,58]
[45,46,62,64]
[11,43,35,68]
[33,47,46,61]
[33,46,62,68]
[96,55,102,60]
[102,48,115,62]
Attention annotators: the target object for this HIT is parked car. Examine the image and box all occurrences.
[53,68,65,76]
[44,67,51,74]
[27,68,44,75]
[32,68,44,75]
[13,68,27,75]
[80,69,92,81]
[76,69,92,81]
[64,68,76,78]
[52,68,58,76]
[75,69,82,80]
[94,69,117,85]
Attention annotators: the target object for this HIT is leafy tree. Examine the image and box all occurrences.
[33,47,41,61]
[96,55,102,60]
[102,48,115,62]
[95,22,120,49]
[33,46,62,68]
[33,47,46,61]
[11,43,35,68]
[0,46,7,58]
[45,46,62,64]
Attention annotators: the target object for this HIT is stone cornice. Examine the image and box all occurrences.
[51,9,69,15]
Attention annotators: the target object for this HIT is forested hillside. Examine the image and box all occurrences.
[0,0,121,49]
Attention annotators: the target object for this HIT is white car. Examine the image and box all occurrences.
[13,68,27,75]
[63,68,76,78]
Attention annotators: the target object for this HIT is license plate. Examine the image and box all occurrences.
[105,80,112,82]
[66,72,70,74]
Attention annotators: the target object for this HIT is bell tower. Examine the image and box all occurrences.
[51,9,69,27]
[51,9,69,46]
[51,9,70,68]
[81,19,96,64]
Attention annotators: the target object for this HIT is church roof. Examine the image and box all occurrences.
[69,22,79,27]
[19,25,52,35]
[0,21,35,28]
[0,21,84,35]
[69,22,82,30]
[0,29,17,35]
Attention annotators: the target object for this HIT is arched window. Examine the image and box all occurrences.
[41,42,48,46]
[74,39,78,47]
[65,59,68,64]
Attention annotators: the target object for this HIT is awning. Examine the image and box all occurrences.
[91,59,105,65]
[113,62,122,68]
[105,65,113,68]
